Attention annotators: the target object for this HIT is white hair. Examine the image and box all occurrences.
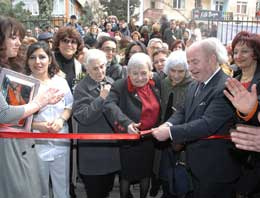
[97,32,110,42]
[84,49,107,67]
[163,50,188,74]
[162,42,169,50]
[197,37,228,64]
[127,53,153,72]
[147,38,163,48]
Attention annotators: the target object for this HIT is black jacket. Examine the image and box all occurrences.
[72,75,120,175]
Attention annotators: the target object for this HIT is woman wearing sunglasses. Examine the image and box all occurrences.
[53,26,84,91]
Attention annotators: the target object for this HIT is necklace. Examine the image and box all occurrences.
[241,75,253,83]
[241,62,257,83]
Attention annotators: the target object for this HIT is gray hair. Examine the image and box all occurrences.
[198,37,228,64]
[96,32,110,42]
[84,49,107,67]
[127,53,153,72]
[163,50,188,74]
[147,38,163,48]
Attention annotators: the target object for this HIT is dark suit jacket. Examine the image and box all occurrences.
[106,57,123,81]
[168,69,241,182]
[163,27,182,46]
[72,75,120,175]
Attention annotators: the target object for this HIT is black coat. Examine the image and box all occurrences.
[163,27,182,47]
[103,77,161,181]
[106,57,123,81]
[234,64,260,194]
[72,75,120,175]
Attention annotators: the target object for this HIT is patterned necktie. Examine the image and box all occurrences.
[194,82,204,97]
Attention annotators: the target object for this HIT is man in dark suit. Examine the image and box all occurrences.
[163,19,182,47]
[152,38,241,198]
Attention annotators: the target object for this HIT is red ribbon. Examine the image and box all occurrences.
[0,127,153,140]
[0,126,230,140]
[0,132,141,140]
[202,135,231,140]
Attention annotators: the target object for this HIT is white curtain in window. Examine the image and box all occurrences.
[52,0,65,15]
[173,0,185,9]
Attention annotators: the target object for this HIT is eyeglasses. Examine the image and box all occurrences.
[61,38,78,45]
[102,47,116,53]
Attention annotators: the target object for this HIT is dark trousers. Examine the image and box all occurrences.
[80,172,116,198]
[189,176,236,198]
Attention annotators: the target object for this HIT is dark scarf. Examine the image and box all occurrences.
[55,51,75,90]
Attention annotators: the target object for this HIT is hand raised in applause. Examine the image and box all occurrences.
[224,78,257,114]
[33,88,64,108]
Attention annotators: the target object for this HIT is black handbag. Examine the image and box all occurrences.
[168,150,193,196]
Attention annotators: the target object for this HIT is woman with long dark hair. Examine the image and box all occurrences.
[25,41,73,198]
[0,16,63,198]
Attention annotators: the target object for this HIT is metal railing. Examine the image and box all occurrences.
[206,16,260,44]
[192,9,260,44]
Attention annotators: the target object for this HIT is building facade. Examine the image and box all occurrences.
[143,0,259,22]
[13,0,86,20]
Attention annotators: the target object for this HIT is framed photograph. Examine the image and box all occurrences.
[0,68,40,132]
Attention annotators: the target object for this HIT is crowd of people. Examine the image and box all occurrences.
[1,13,260,198]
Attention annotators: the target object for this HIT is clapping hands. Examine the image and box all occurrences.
[224,78,258,114]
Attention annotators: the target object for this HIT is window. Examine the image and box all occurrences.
[257,0,260,10]
[151,0,155,8]
[69,0,76,16]
[256,0,260,17]
[215,1,224,11]
[237,1,247,14]
[52,0,65,16]
[195,0,202,8]
[173,0,185,9]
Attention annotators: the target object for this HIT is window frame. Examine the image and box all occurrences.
[173,0,185,9]
[237,1,248,14]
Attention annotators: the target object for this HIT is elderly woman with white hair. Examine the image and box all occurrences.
[161,50,192,121]
[72,49,120,198]
[104,53,161,198]
[159,50,192,197]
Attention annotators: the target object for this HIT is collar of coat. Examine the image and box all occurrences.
[127,76,155,93]
[85,75,113,91]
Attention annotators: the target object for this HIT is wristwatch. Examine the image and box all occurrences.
[59,116,66,126]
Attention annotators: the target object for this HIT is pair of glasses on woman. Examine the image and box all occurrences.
[61,38,78,45]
